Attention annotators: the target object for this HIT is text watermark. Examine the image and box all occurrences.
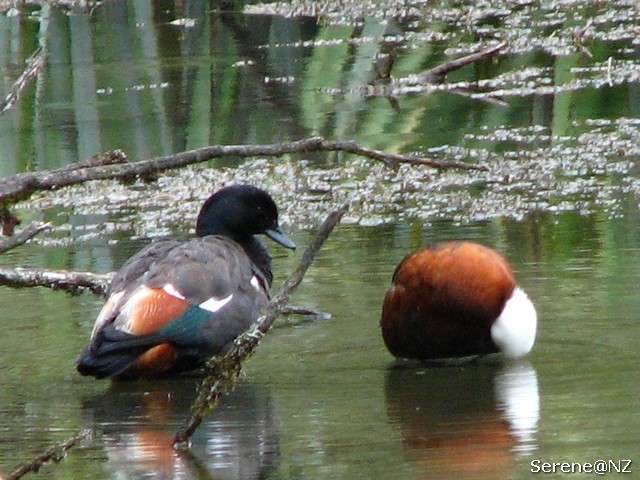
[531,459,632,475]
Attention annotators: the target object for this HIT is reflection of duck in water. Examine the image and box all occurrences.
[82,378,280,480]
[385,361,539,479]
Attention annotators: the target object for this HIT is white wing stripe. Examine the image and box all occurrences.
[91,290,124,340]
[199,294,233,313]
[163,283,186,300]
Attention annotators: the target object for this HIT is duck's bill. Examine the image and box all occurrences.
[265,227,296,250]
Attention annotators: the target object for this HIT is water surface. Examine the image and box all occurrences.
[0,1,639,479]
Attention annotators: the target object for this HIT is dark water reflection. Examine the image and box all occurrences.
[82,379,279,480]
[385,361,538,480]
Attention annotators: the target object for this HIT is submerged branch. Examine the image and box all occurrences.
[0,222,50,254]
[317,139,483,170]
[172,204,348,447]
[0,47,46,114]
[281,304,331,320]
[7,429,91,480]
[418,41,507,83]
[0,137,485,207]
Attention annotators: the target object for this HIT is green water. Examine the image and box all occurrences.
[1,1,639,479]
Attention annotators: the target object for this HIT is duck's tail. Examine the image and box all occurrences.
[75,328,164,379]
[76,306,214,379]
[75,347,139,379]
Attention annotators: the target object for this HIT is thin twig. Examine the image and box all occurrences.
[172,204,348,447]
[317,139,483,170]
[417,41,507,83]
[574,18,594,59]
[0,47,46,114]
[449,88,509,107]
[7,429,91,480]
[0,222,50,254]
[0,137,485,207]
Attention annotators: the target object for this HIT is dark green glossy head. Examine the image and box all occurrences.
[196,184,295,250]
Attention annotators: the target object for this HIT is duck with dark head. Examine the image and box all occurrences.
[76,184,295,380]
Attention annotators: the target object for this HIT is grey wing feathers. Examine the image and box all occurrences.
[108,240,182,295]
[97,236,268,349]
[143,236,258,304]
[139,236,270,354]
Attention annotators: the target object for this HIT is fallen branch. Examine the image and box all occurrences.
[173,204,348,447]
[0,266,331,320]
[7,429,91,480]
[0,47,46,114]
[0,137,485,208]
[0,222,50,254]
[0,267,111,295]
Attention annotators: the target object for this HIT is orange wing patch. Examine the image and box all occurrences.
[120,286,189,376]
[131,344,179,376]
[124,286,189,335]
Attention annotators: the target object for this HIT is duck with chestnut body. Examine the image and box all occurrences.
[381,242,537,361]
